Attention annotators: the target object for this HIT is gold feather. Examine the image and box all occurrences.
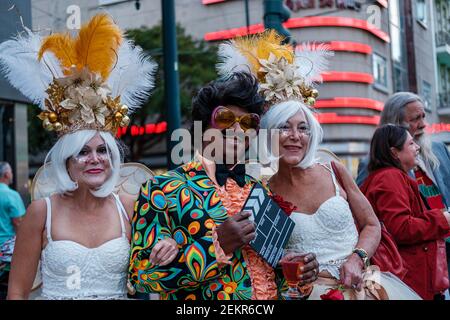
[75,14,123,80]
[234,35,261,74]
[257,30,293,63]
[233,30,294,81]
[38,33,77,73]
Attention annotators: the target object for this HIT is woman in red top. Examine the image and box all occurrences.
[361,124,450,300]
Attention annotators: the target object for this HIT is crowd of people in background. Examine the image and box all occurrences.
[359,93,450,300]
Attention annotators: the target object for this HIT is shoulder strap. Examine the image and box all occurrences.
[319,163,340,196]
[112,193,128,237]
[331,161,363,233]
[331,161,345,193]
[44,197,52,241]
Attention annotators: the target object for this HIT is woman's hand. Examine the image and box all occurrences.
[280,252,319,285]
[149,238,179,266]
[339,253,364,290]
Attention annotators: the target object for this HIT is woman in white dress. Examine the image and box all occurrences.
[261,100,422,300]
[8,131,177,300]
[0,14,177,300]
[213,30,420,299]
[9,131,133,300]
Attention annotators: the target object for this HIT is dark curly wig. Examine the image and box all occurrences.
[191,72,264,133]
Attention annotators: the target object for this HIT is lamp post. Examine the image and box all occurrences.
[244,0,250,34]
[161,0,181,170]
[263,0,293,44]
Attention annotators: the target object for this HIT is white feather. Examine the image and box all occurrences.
[216,41,252,77]
[295,42,334,85]
[107,40,157,113]
[0,28,63,109]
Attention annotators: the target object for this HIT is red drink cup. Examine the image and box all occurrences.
[282,260,304,286]
[280,249,306,300]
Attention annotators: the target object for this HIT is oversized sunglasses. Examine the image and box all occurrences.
[210,106,260,132]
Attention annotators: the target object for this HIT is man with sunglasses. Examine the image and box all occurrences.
[129,72,319,300]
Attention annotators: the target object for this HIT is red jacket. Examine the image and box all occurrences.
[361,167,450,300]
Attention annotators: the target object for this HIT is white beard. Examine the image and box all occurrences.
[416,134,440,170]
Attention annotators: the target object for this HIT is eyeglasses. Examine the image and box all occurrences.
[211,106,260,132]
[278,124,311,137]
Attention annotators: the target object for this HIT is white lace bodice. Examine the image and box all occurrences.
[287,164,358,279]
[40,194,130,300]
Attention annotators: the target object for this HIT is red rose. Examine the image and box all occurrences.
[271,194,297,216]
[320,288,345,300]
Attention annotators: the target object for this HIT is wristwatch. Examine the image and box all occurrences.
[352,248,370,269]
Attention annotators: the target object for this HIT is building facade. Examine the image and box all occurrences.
[30,0,450,176]
[0,0,32,202]
[433,0,450,144]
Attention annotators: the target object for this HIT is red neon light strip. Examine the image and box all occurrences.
[297,41,372,55]
[204,17,390,42]
[321,71,374,84]
[116,121,168,138]
[315,97,383,111]
[204,24,264,41]
[297,41,372,54]
[284,17,390,42]
[204,0,387,8]
[316,113,380,125]
[426,123,450,134]
[202,0,226,4]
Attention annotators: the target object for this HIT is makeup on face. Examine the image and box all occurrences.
[67,137,113,190]
[278,111,311,144]
[278,123,311,138]
[277,111,311,165]
[72,144,110,166]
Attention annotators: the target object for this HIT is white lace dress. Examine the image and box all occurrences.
[287,163,421,300]
[39,194,130,300]
[287,164,358,279]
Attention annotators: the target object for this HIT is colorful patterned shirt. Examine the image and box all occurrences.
[128,160,282,300]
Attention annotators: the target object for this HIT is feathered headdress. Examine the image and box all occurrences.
[216,30,332,109]
[0,13,157,136]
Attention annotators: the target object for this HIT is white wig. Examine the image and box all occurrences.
[44,130,122,198]
[260,100,323,169]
